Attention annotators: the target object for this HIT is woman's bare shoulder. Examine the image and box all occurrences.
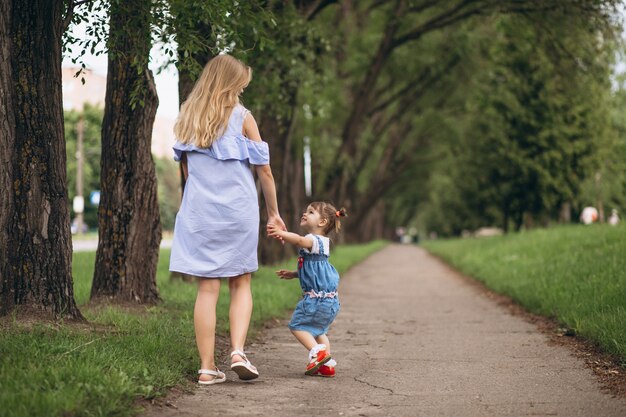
[242,112,263,142]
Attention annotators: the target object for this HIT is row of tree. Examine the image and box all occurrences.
[1,0,622,321]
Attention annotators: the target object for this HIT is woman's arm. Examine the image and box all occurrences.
[181,152,188,180]
[256,165,282,222]
[244,112,287,235]
[179,152,188,199]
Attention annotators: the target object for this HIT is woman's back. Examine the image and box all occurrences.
[169,104,269,278]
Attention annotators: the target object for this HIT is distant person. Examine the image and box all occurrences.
[395,226,406,243]
[608,209,620,226]
[169,54,286,385]
[268,203,348,378]
[580,206,598,225]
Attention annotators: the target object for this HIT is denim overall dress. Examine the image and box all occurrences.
[288,235,340,337]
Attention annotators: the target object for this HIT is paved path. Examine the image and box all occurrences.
[71,238,172,252]
[144,245,626,417]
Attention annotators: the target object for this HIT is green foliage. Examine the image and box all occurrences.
[240,4,332,128]
[167,0,272,79]
[576,84,626,215]
[0,241,386,417]
[416,12,621,235]
[63,1,110,81]
[154,158,181,231]
[424,225,626,365]
[64,105,104,229]
[64,107,184,232]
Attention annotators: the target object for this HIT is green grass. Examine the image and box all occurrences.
[423,224,626,364]
[0,240,386,417]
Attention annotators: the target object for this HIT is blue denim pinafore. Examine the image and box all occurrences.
[288,235,340,337]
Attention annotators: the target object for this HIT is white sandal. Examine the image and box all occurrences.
[198,368,226,385]
[230,350,259,380]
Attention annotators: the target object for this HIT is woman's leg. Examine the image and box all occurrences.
[228,273,253,363]
[195,278,221,382]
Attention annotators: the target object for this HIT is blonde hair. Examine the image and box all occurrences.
[174,54,252,148]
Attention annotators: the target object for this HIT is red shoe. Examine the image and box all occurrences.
[315,362,336,378]
[305,349,331,375]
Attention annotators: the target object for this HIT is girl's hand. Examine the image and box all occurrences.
[267,215,287,243]
[267,222,286,239]
[276,269,297,280]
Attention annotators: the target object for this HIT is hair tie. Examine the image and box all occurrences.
[335,210,341,217]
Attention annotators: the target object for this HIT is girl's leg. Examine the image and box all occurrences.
[195,278,221,382]
[315,334,330,354]
[291,330,318,350]
[228,273,253,363]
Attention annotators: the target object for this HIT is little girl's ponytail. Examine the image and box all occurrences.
[334,207,348,233]
[309,202,348,235]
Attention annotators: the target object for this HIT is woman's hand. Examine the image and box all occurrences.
[276,269,298,280]
[267,222,285,239]
[267,215,287,243]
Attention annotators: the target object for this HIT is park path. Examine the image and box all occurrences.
[143,245,626,417]
[71,238,172,252]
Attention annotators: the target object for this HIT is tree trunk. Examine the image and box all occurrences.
[0,0,83,319]
[257,105,301,264]
[502,201,510,234]
[92,0,161,304]
[559,201,571,223]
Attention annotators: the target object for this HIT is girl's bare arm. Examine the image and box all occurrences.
[267,225,313,249]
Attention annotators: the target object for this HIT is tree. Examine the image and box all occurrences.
[0,1,82,319]
[410,8,619,235]
[310,0,619,239]
[242,1,334,261]
[458,13,613,232]
[91,0,161,304]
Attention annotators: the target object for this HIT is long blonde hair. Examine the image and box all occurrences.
[174,54,252,148]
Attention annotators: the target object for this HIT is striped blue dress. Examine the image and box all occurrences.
[169,104,270,278]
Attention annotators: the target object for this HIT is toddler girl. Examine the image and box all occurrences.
[268,202,347,377]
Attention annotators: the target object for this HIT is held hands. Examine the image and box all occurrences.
[266,216,287,244]
[275,269,298,280]
[267,222,286,239]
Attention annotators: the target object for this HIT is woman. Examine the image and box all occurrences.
[169,54,285,385]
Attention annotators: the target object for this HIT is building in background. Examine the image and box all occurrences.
[62,67,175,158]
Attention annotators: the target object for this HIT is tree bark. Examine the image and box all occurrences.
[91,0,161,304]
[257,105,302,264]
[0,0,83,319]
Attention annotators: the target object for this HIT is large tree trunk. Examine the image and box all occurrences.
[0,0,82,319]
[91,0,161,303]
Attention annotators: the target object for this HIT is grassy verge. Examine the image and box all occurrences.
[0,240,386,417]
[423,225,626,365]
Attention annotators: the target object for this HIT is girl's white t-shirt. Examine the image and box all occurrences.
[302,234,330,255]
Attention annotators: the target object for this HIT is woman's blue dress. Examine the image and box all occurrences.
[169,104,269,278]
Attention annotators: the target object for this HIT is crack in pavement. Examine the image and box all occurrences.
[352,375,404,396]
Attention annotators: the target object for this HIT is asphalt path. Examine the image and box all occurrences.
[71,238,172,252]
[143,244,626,417]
